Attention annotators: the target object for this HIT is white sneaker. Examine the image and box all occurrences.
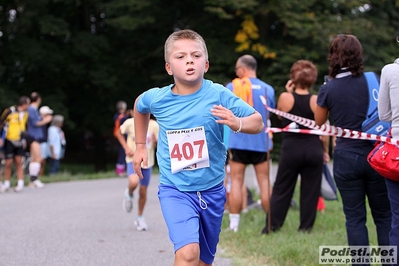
[0,184,9,193]
[29,180,45,188]
[14,186,23,193]
[122,189,133,213]
[226,226,238,233]
[134,217,148,231]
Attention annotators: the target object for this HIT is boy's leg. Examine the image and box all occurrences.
[138,167,152,216]
[28,140,44,184]
[13,155,24,192]
[134,167,152,231]
[254,159,271,214]
[123,162,139,213]
[159,183,225,265]
[228,160,246,231]
[3,140,16,184]
[175,243,200,266]
[4,158,13,182]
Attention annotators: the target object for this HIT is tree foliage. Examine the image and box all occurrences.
[0,0,398,164]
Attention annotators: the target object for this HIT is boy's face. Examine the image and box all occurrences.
[165,39,209,86]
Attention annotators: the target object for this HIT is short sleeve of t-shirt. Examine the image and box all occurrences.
[136,89,159,114]
[119,118,134,136]
[316,84,329,108]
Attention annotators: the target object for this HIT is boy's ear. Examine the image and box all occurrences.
[165,63,173,75]
[204,60,210,73]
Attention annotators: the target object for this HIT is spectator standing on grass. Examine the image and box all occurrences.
[133,29,263,266]
[265,60,329,233]
[38,106,53,176]
[378,56,399,264]
[315,34,391,252]
[113,101,128,177]
[0,96,30,192]
[26,92,52,188]
[225,54,275,232]
[47,115,66,174]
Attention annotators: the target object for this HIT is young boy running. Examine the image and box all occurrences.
[132,29,264,266]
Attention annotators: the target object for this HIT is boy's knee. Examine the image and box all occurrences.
[175,243,199,264]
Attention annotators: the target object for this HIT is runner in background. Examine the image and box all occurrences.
[116,110,159,231]
[27,92,52,188]
[226,54,275,233]
[113,101,128,177]
[0,96,30,192]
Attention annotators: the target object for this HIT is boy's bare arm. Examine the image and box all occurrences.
[239,111,264,134]
[211,105,264,134]
[114,127,133,157]
[133,96,150,177]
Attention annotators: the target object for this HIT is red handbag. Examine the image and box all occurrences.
[367,132,399,182]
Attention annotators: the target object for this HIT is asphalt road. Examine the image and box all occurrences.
[0,175,233,266]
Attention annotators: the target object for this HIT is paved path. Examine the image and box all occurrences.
[0,175,233,266]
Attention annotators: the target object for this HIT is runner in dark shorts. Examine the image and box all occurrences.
[229,149,268,165]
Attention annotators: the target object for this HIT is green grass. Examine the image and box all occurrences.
[218,189,383,266]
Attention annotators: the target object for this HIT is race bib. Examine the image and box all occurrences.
[166,126,210,174]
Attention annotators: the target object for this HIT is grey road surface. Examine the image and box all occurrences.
[0,175,233,266]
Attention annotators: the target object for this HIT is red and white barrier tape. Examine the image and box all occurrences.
[268,123,333,136]
[259,95,399,145]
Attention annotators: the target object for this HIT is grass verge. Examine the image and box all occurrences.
[218,187,382,266]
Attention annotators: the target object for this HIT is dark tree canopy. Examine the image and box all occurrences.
[1,0,398,165]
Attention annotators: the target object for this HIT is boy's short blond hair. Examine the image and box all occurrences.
[164,29,208,63]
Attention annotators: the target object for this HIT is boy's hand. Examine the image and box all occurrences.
[133,146,148,179]
[211,105,240,131]
[124,147,134,157]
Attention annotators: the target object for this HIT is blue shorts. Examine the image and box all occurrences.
[126,162,151,187]
[158,182,226,264]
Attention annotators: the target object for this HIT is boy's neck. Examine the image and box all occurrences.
[172,82,202,95]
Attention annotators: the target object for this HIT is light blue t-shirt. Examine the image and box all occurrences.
[47,126,63,159]
[226,77,275,152]
[136,79,256,191]
[223,125,230,149]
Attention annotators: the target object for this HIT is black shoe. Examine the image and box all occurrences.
[261,226,269,235]
[261,225,280,235]
[298,228,312,233]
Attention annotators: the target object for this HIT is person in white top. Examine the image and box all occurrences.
[115,110,159,231]
[378,57,399,262]
[47,115,66,174]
